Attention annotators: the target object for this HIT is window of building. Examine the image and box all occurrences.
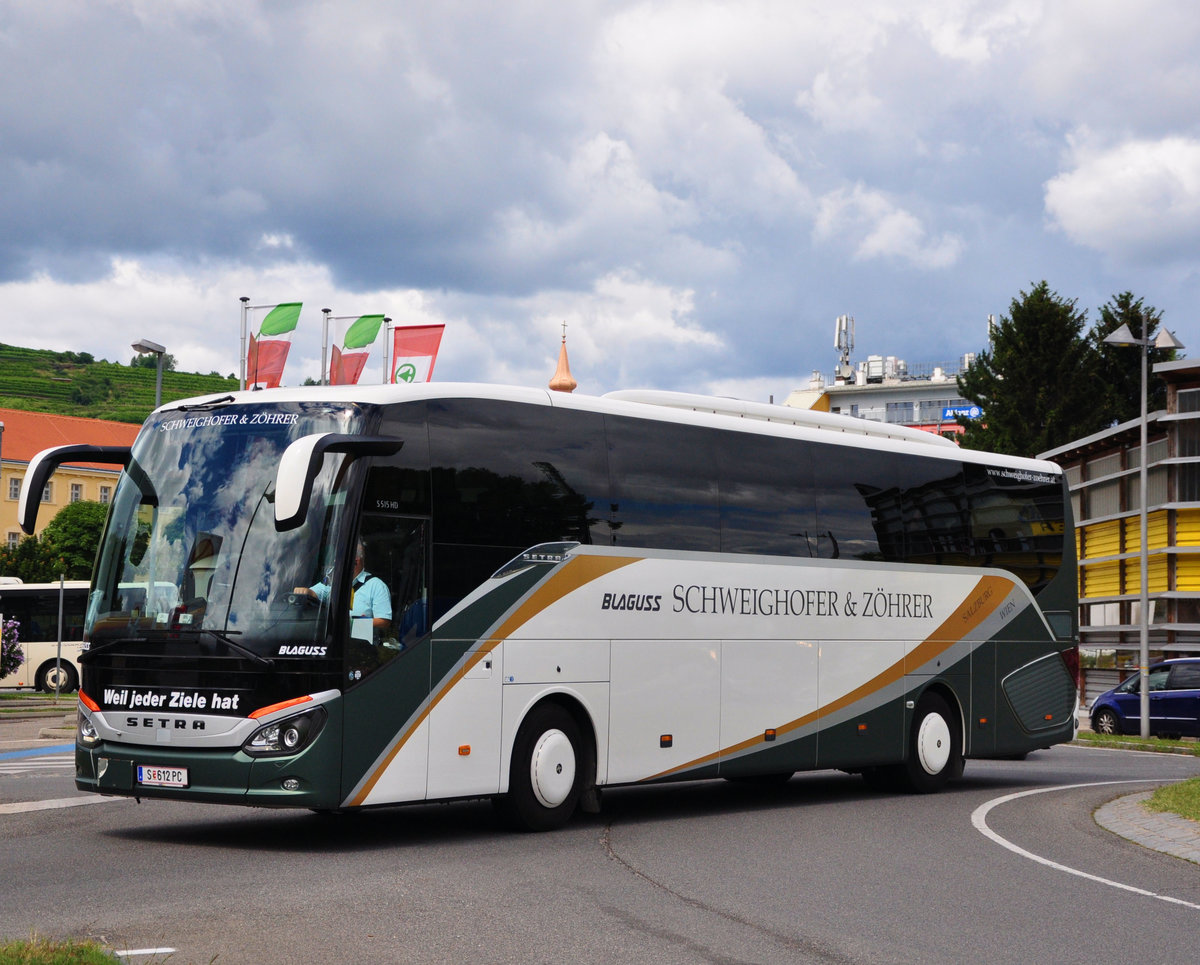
[1087,452,1122,480]
[6,531,19,550]
[1178,388,1200,414]
[70,482,83,503]
[1177,420,1200,458]
[99,485,112,505]
[1087,479,1120,518]
[7,477,19,500]
[1178,463,1200,502]
[40,482,52,503]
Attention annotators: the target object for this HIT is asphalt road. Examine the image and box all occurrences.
[1,734,1198,965]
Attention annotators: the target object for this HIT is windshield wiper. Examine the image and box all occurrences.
[177,395,235,411]
[193,628,275,669]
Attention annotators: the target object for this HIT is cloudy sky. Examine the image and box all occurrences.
[3,0,1198,400]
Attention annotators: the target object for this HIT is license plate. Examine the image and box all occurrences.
[137,765,189,788]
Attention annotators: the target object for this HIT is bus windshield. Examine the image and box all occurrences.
[86,401,366,654]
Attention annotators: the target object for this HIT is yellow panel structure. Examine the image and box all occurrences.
[1082,560,1121,598]
[1122,555,1169,594]
[1122,511,1168,553]
[1176,509,1200,546]
[1082,520,1122,559]
[1177,555,1200,591]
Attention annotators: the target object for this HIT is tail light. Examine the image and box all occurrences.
[1059,645,1081,690]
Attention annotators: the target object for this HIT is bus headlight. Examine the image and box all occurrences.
[78,710,99,747]
[242,707,327,757]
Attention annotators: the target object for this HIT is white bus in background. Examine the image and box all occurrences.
[0,579,88,692]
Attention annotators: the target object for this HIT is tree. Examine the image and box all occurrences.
[957,281,1106,456]
[0,534,67,583]
[40,500,109,579]
[1090,291,1178,425]
[130,352,178,371]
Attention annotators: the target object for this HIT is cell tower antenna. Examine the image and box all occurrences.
[834,315,855,382]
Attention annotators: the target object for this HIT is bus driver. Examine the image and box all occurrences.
[293,542,392,640]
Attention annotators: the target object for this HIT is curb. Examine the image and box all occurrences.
[1095,791,1200,864]
[1070,738,1199,757]
[37,713,76,741]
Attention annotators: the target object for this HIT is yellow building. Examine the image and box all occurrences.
[0,408,140,551]
[1040,360,1200,657]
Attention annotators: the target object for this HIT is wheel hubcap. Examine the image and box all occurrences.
[916,712,951,775]
[530,728,576,808]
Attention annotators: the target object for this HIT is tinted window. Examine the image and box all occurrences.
[0,589,87,643]
[718,431,819,557]
[962,464,1064,592]
[429,400,609,605]
[1168,663,1200,690]
[812,445,945,562]
[607,416,719,551]
[368,401,432,517]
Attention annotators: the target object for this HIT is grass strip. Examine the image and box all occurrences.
[0,936,122,964]
[1145,777,1200,823]
[1072,730,1200,755]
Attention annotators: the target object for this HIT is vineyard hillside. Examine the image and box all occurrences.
[0,343,238,424]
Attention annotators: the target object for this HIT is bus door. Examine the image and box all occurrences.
[340,514,434,806]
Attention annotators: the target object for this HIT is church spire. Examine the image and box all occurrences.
[549,321,577,393]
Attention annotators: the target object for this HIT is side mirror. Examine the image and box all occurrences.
[19,445,131,534]
[274,433,403,531]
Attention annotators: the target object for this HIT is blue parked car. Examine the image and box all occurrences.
[1090,658,1200,738]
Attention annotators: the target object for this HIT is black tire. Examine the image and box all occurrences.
[37,660,78,694]
[499,704,586,832]
[896,693,961,794]
[1092,708,1121,736]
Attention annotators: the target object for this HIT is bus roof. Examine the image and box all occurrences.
[147,382,1061,477]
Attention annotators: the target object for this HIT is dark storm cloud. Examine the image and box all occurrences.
[2,1,1199,396]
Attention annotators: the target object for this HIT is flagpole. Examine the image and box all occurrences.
[383,317,392,384]
[321,308,331,386]
[239,296,249,390]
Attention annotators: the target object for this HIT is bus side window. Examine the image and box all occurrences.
[358,514,430,659]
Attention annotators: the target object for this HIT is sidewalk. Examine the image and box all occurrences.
[0,699,77,750]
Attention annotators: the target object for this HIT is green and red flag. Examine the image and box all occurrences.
[329,314,384,386]
[390,323,445,384]
[247,302,302,388]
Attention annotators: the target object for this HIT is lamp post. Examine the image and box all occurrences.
[1103,322,1185,738]
[131,337,166,409]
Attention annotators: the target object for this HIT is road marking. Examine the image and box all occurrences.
[0,743,75,760]
[0,759,73,774]
[116,948,177,960]
[971,781,1200,910]
[0,795,121,814]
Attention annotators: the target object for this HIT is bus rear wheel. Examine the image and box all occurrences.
[896,693,961,794]
[37,661,78,694]
[499,704,585,832]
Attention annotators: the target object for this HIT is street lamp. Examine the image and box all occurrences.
[1103,322,1185,738]
[131,337,166,409]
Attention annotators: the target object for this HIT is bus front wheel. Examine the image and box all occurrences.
[897,693,961,794]
[37,661,78,694]
[500,704,584,832]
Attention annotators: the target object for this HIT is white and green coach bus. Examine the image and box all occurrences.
[19,384,1078,830]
